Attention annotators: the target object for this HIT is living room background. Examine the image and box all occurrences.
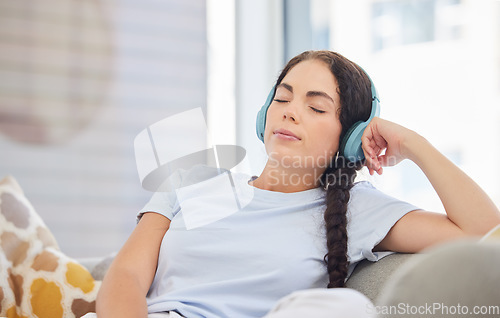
[0,0,499,258]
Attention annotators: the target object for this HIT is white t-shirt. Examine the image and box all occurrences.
[138,166,418,318]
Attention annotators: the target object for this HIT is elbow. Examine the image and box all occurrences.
[463,214,500,237]
[95,265,151,316]
[478,219,500,237]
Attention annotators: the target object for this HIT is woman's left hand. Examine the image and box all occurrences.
[361,117,418,175]
[362,117,500,249]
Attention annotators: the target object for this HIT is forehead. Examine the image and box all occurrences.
[281,59,338,93]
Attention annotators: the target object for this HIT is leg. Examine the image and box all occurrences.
[263,288,376,318]
[81,312,176,318]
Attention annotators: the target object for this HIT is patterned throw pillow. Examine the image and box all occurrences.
[0,176,100,318]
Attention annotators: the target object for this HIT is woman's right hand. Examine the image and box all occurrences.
[96,212,170,318]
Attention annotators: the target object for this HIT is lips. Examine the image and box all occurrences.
[273,128,301,141]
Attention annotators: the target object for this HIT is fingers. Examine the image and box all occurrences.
[362,141,382,175]
[362,121,387,155]
[365,154,383,175]
[361,117,410,174]
[362,149,380,176]
[362,130,384,175]
[362,118,396,175]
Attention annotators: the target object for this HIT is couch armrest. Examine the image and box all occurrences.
[78,257,105,274]
[346,253,417,303]
[376,240,500,317]
[79,254,116,281]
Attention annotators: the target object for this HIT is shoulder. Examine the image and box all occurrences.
[349,181,384,206]
[349,181,413,205]
[139,165,227,220]
[159,164,225,192]
[351,180,376,193]
[347,181,419,226]
[346,181,419,262]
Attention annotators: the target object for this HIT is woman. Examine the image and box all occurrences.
[93,50,500,317]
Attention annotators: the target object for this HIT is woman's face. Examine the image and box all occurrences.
[264,59,342,172]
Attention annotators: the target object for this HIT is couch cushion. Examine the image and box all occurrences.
[0,176,100,318]
[346,253,417,303]
[90,254,115,281]
[376,239,500,318]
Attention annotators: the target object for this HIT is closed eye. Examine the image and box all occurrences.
[273,99,289,103]
[310,106,326,114]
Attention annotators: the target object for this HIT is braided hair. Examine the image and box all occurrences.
[274,50,373,287]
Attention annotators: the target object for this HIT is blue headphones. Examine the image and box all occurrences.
[255,69,380,163]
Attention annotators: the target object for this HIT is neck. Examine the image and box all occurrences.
[250,162,325,193]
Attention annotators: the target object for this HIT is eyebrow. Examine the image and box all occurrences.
[306,91,335,105]
[277,82,335,105]
[277,83,293,93]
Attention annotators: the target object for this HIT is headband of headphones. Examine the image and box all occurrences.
[255,67,380,163]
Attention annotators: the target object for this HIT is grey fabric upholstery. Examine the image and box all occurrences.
[90,254,115,281]
[376,239,500,317]
[346,253,417,304]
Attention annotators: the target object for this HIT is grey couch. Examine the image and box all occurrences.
[82,239,500,317]
[348,239,500,317]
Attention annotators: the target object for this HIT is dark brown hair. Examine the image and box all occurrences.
[274,50,373,287]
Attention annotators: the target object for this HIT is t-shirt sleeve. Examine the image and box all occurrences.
[137,191,180,222]
[136,164,224,222]
[136,166,186,222]
[346,181,420,264]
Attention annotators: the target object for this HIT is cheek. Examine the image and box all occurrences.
[314,119,342,148]
[310,141,338,167]
[309,121,342,160]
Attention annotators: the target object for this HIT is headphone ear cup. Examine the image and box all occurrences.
[339,121,367,163]
[256,106,267,143]
[256,86,276,143]
[339,66,381,163]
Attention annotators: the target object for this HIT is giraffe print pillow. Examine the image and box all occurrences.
[0,176,100,318]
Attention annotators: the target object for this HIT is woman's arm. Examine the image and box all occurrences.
[96,212,170,318]
[361,117,500,252]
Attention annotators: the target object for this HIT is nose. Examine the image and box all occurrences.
[282,107,298,123]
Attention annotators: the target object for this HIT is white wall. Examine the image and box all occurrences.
[234,0,285,176]
[329,0,500,211]
[0,0,208,258]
